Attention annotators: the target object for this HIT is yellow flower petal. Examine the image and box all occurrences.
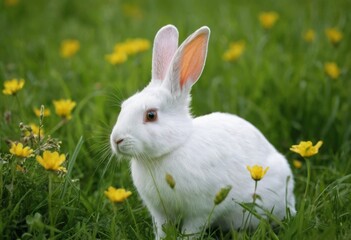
[60,39,80,58]
[36,150,66,172]
[259,11,279,29]
[104,186,132,203]
[53,99,76,119]
[325,28,343,45]
[2,79,25,95]
[105,51,128,65]
[247,165,269,181]
[223,41,245,62]
[36,155,44,165]
[34,107,51,117]
[9,142,33,158]
[324,62,340,80]
[290,140,323,157]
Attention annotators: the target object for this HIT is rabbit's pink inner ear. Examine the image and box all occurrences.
[179,32,208,88]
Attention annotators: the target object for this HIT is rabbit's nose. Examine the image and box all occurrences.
[116,138,124,145]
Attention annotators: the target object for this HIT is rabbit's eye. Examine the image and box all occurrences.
[145,109,158,122]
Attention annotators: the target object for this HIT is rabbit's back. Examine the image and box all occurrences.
[192,112,277,162]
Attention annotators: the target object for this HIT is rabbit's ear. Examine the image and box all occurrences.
[151,25,179,85]
[163,26,210,97]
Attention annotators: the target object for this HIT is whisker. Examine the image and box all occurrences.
[107,87,126,109]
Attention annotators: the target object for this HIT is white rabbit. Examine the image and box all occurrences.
[110,25,296,239]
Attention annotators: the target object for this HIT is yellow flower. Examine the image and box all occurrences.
[4,0,19,6]
[2,78,25,95]
[324,62,340,79]
[247,165,269,181]
[106,38,150,65]
[259,11,279,29]
[292,160,302,169]
[25,123,44,138]
[290,140,323,158]
[105,51,128,65]
[104,186,132,203]
[60,39,80,58]
[53,99,76,120]
[34,107,51,117]
[223,41,246,62]
[36,150,66,172]
[325,28,343,45]
[303,29,316,43]
[9,142,33,158]
[114,38,151,55]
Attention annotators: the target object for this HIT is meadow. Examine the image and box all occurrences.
[1,0,351,239]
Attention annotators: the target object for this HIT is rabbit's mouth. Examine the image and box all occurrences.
[111,136,141,157]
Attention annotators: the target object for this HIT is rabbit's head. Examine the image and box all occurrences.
[110,25,210,159]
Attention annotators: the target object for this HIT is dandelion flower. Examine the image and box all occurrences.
[53,99,76,120]
[114,38,151,55]
[106,38,150,65]
[9,142,33,158]
[104,186,132,203]
[223,41,245,62]
[247,165,269,181]
[36,150,66,172]
[325,28,343,45]
[34,107,51,117]
[105,51,128,65]
[290,140,323,158]
[2,78,25,95]
[303,29,316,43]
[324,62,340,80]
[60,39,80,58]
[259,11,279,29]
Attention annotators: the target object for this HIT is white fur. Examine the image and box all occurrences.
[110,25,296,239]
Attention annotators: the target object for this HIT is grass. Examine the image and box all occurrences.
[1,0,351,239]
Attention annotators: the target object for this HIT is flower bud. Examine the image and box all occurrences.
[214,185,232,205]
[165,173,176,189]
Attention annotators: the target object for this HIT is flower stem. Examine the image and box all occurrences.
[15,94,24,121]
[48,173,54,238]
[243,181,258,229]
[0,162,3,204]
[200,205,216,239]
[304,158,311,199]
[8,158,17,208]
[111,205,117,239]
